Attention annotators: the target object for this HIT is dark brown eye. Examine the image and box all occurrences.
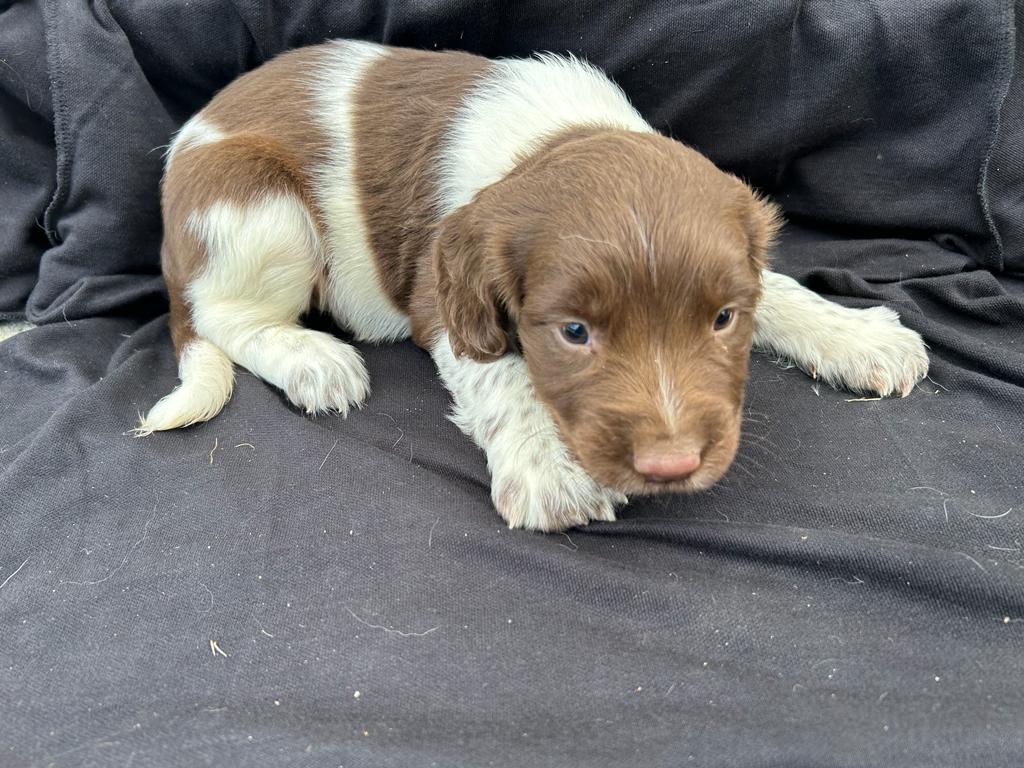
[713,308,734,331]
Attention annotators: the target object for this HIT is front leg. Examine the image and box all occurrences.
[431,334,626,531]
[754,270,929,397]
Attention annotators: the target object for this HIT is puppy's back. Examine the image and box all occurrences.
[141,41,655,435]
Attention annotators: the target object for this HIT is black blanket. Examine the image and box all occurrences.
[2,2,1023,766]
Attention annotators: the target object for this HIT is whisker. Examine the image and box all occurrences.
[731,450,768,475]
[736,441,776,461]
[727,459,760,480]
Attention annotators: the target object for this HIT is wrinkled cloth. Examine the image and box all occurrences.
[1,1,1023,766]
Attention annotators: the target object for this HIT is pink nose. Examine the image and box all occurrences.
[634,452,702,482]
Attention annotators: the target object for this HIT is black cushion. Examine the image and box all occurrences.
[1,2,1022,765]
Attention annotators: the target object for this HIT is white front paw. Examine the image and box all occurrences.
[809,306,929,397]
[489,435,626,532]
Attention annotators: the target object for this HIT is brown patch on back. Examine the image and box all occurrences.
[161,45,333,357]
[350,48,489,315]
[164,135,315,225]
[199,46,332,182]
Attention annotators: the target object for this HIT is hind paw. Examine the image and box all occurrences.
[279,334,370,416]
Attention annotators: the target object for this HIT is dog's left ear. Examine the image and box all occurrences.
[739,184,783,273]
[433,192,526,362]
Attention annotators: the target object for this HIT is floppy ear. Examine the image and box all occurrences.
[743,190,783,273]
[432,200,522,362]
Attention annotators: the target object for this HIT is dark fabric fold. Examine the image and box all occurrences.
[2,226,1023,766]
[2,1,1018,323]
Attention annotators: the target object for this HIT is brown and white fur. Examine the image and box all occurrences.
[136,41,929,531]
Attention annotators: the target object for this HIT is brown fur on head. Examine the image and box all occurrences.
[433,129,781,495]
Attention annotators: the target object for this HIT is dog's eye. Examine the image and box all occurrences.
[713,308,735,331]
[561,322,590,345]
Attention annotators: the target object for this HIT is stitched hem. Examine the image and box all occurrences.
[976,0,1016,273]
[41,0,69,247]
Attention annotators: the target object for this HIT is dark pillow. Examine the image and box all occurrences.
[1,0,1018,324]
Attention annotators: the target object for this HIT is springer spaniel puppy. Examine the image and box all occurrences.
[137,41,929,531]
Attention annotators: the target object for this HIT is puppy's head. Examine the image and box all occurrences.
[434,129,780,494]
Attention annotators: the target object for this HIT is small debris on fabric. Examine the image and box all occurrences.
[344,607,438,638]
[318,439,339,471]
[966,508,1013,520]
[0,557,30,591]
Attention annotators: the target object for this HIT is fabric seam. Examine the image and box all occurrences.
[976,0,1016,273]
[41,0,69,247]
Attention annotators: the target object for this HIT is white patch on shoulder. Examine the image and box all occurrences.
[166,115,226,168]
[310,41,412,343]
[438,53,654,214]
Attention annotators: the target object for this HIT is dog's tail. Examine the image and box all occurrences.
[133,311,235,435]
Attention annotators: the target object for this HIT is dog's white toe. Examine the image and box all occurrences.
[279,333,370,415]
[807,306,929,397]
[755,272,929,398]
[490,433,625,532]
